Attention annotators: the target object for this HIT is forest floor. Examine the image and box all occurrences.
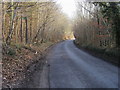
[2,42,54,88]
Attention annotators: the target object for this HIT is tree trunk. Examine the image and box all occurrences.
[2,2,5,42]
[20,15,23,43]
[30,18,32,43]
[25,17,28,44]
[6,1,14,45]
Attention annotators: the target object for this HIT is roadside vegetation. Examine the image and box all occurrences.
[1,1,72,87]
[1,1,120,88]
[73,2,120,66]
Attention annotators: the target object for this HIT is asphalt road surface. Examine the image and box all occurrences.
[47,40,119,88]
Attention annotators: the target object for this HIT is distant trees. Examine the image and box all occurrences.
[73,1,120,48]
[2,1,69,45]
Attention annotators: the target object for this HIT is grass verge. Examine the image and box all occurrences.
[74,40,119,67]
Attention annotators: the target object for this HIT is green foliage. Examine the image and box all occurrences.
[22,17,27,20]
[7,47,16,56]
[94,2,120,47]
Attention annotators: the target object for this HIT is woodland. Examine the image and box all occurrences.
[73,2,120,63]
[1,1,120,88]
[1,1,72,87]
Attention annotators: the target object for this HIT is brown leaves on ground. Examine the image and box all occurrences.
[2,42,53,87]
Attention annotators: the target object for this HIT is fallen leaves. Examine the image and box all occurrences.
[2,42,53,87]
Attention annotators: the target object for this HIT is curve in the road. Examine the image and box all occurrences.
[47,40,118,88]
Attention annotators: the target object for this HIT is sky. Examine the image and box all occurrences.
[56,0,77,18]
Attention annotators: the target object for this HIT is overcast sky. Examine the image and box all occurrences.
[56,0,77,18]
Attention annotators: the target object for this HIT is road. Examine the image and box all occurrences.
[46,40,119,88]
